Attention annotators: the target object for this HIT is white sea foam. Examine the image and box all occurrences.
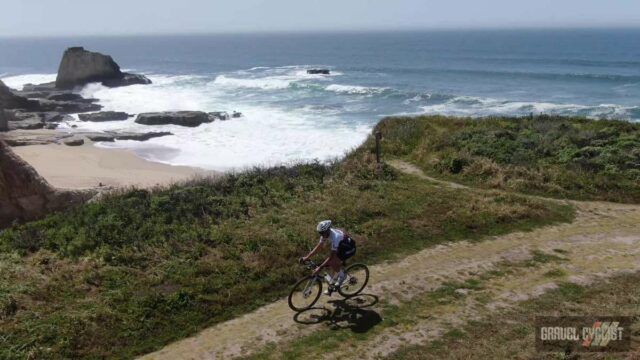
[80,74,214,113]
[212,75,294,90]
[210,66,341,91]
[325,84,387,95]
[93,104,371,171]
[1,73,57,90]
[60,72,372,170]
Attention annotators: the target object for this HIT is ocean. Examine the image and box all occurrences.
[1,29,639,170]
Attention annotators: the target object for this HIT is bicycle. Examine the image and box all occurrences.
[288,259,370,312]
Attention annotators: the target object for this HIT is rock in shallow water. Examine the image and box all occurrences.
[46,93,85,102]
[85,131,173,142]
[63,137,85,146]
[113,131,172,141]
[79,111,131,122]
[135,111,216,127]
[307,69,330,75]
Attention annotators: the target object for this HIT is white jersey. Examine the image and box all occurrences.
[319,228,344,251]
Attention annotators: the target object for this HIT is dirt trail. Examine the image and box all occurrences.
[141,161,640,360]
[387,160,468,189]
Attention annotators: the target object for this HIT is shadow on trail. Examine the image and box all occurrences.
[292,294,382,333]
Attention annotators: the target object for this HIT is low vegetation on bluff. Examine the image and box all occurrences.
[379,115,640,202]
[0,124,572,359]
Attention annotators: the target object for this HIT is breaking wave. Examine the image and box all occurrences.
[421,96,640,120]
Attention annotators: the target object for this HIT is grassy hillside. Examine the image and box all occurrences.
[389,271,640,359]
[0,132,572,359]
[378,115,640,202]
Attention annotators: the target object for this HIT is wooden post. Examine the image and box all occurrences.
[375,130,382,176]
[375,131,382,164]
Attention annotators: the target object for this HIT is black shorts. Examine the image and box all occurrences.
[337,237,356,261]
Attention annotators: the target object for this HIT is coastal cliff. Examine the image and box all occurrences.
[0,140,93,228]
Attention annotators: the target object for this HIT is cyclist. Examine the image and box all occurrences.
[299,220,356,295]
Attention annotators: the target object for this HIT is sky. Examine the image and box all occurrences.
[1,0,639,37]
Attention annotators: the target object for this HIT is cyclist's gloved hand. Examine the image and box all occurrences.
[298,257,305,264]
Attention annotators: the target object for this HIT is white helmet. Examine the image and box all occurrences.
[316,220,332,233]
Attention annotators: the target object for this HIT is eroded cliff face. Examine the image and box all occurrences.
[0,140,93,228]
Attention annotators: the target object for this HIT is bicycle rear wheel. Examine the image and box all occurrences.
[288,276,322,311]
[338,263,369,297]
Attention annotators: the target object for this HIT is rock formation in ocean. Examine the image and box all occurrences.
[0,140,94,228]
[55,47,151,89]
[307,69,330,75]
[135,111,230,127]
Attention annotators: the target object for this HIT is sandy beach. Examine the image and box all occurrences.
[12,141,216,190]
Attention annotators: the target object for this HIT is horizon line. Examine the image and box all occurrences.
[1,25,640,40]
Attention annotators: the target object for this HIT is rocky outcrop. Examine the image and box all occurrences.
[0,109,8,132]
[135,111,222,127]
[102,73,151,88]
[21,82,57,92]
[35,100,102,114]
[84,133,116,142]
[85,131,173,142]
[35,99,102,114]
[55,47,151,89]
[47,93,87,102]
[0,130,75,146]
[4,111,75,131]
[78,111,130,122]
[1,129,173,147]
[114,131,172,141]
[1,80,102,116]
[307,69,330,75]
[63,138,84,146]
[0,80,39,110]
[0,140,94,229]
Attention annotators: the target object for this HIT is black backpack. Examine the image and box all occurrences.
[337,232,356,260]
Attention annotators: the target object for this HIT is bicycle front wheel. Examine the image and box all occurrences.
[288,276,322,312]
[338,263,369,297]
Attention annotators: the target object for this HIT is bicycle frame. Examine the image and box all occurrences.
[300,260,347,298]
[289,259,369,311]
